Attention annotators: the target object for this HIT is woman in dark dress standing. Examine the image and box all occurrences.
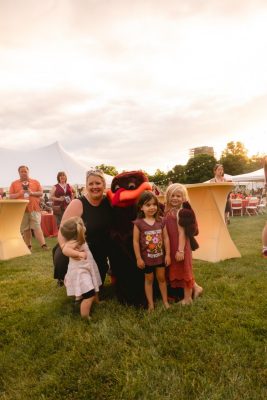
[53,170,112,287]
[50,171,75,227]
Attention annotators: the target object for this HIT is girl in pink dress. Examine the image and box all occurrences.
[61,216,102,320]
[164,184,203,305]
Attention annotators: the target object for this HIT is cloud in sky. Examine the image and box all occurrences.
[0,0,267,174]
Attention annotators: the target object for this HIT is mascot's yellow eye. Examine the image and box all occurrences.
[128,182,136,190]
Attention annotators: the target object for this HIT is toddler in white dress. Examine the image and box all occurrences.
[60,216,102,319]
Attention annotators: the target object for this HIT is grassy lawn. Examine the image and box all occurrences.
[1,214,267,400]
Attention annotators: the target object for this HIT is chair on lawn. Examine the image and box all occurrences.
[257,197,266,214]
[245,197,259,216]
[231,199,243,217]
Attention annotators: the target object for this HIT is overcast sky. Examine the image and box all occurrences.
[1,0,267,173]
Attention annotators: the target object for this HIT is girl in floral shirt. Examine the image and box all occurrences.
[133,191,171,311]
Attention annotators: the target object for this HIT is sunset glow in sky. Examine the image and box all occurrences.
[0,0,267,173]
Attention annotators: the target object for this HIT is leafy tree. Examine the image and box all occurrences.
[185,154,217,183]
[167,165,186,183]
[221,141,248,158]
[148,169,168,186]
[219,154,247,175]
[96,164,118,176]
[246,154,265,172]
[219,141,249,175]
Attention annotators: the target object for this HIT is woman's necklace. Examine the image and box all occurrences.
[59,183,67,193]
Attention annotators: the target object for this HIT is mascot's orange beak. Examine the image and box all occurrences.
[107,182,152,206]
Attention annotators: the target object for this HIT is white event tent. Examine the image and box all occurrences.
[231,168,265,183]
[0,142,113,188]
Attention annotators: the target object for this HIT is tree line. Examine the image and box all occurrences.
[97,141,265,188]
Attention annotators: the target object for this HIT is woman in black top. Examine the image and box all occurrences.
[53,170,112,285]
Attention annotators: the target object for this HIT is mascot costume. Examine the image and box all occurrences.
[107,171,152,307]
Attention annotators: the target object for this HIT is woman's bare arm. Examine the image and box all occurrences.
[57,199,83,248]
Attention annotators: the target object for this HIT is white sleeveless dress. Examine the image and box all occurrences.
[64,243,102,297]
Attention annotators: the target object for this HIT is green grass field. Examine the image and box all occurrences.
[1,215,267,400]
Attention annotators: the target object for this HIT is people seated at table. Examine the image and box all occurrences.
[8,165,49,251]
[49,171,75,227]
[230,191,245,199]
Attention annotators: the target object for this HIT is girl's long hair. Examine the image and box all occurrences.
[60,216,86,246]
[136,191,160,220]
[165,183,189,213]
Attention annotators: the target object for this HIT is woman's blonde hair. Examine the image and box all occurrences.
[60,216,86,245]
[86,169,106,188]
[165,183,188,211]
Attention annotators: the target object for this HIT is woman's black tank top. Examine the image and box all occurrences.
[79,195,112,265]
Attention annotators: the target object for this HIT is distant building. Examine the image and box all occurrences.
[189,146,214,158]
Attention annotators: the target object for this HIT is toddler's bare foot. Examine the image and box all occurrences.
[147,305,154,313]
[193,284,203,299]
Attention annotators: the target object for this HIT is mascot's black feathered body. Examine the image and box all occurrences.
[107,171,152,307]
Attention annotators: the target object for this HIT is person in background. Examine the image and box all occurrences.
[262,222,267,258]
[44,193,49,204]
[77,187,85,198]
[262,179,267,258]
[50,171,75,227]
[262,157,267,258]
[209,163,231,224]
[9,165,49,251]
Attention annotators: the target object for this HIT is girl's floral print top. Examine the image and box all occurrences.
[133,218,165,266]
